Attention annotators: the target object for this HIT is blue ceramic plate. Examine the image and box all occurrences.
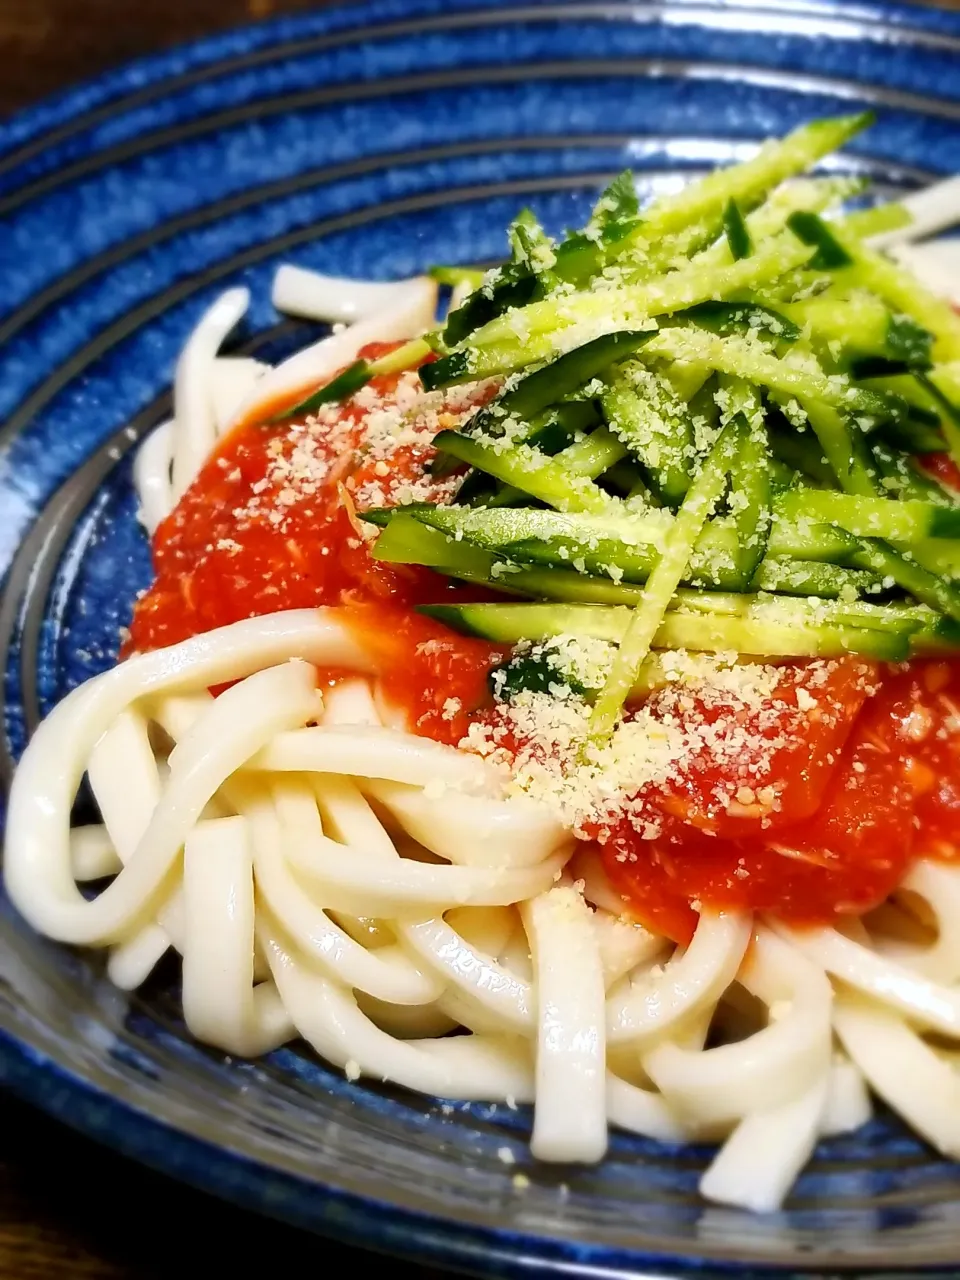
[3,1,960,1273]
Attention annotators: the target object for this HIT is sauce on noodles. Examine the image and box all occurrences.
[129,356,960,938]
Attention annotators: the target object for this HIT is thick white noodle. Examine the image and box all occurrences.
[132,419,174,535]
[774,920,960,1036]
[171,288,250,502]
[271,265,433,324]
[698,1073,829,1212]
[592,911,666,990]
[183,816,259,1053]
[14,597,960,1209]
[261,924,534,1101]
[523,887,608,1163]
[606,910,752,1045]
[5,611,370,941]
[879,860,960,982]
[833,993,960,1157]
[645,930,833,1127]
[820,1055,872,1136]
[363,780,566,869]
[568,847,629,915]
[69,825,120,882]
[249,724,498,794]
[605,1073,689,1143]
[259,780,446,1004]
[886,241,960,305]
[87,707,181,987]
[209,357,268,434]
[868,177,960,249]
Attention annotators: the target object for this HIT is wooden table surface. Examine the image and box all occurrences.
[2,0,959,1275]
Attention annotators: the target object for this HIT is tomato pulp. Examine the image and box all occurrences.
[130,357,960,939]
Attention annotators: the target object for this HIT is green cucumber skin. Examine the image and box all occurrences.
[384,503,861,576]
[420,602,909,661]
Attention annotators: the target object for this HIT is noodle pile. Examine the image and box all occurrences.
[8,199,960,1212]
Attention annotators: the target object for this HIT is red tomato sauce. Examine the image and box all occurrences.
[919,452,960,494]
[602,659,960,942]
[129,356,960,939]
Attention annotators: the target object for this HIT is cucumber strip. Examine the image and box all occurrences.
[840,202,911,240]
[601,366,694,505]
[906,538,960,580]
[371,512,497,574]
[850,537,960,622]
[767,420,833,485]
[750,559,879,598]
[272,338,431,421]
[675,301,800,345]
[439,559,884,615]
[727,390,773,585]
[872,414,945,455]
[456,232,814,375]
[670,589,923,636]
[786,395,879,497]
[693,176,862,272]
[590,422,740,736]
[644,327,909,425]
[601,459,648,497]
[915,372,960,472]
[765,519,859,562]
[449,564,647,606]
[723,198,752,260]
[436,328,654,425]
[394,501,861,580]
[508,208,557,276]
[787,211,853,269]
[442,262,540,346]
[769,458,807,493]
[628,113,872,257]
[854,369,951,452]
[559,427,630,477]
[422,602,909,662]
[481,423,628,507]
[445,549,874,601]
[429,265,487,288]
[430,431,612,513]
[775,488,960,541]
[829,226,960,363]
[475,399,600,464]
[549,116,870,288]
[393,502,669,553]
[373,505,874,598]
[659,359,713,404]
[782,293,891,362]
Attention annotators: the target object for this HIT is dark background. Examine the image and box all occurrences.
[2,0,959,1274]
[0,8,438,1278]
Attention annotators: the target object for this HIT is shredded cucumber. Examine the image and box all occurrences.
[309,112,960,676]
[590,423,740,736]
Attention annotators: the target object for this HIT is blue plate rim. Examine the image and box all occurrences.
[3,0,960,168]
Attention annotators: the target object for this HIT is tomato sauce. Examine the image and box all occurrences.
[129,355,960,939]
[919,452,960,495]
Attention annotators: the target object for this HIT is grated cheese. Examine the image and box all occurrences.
[460,641,850,837]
